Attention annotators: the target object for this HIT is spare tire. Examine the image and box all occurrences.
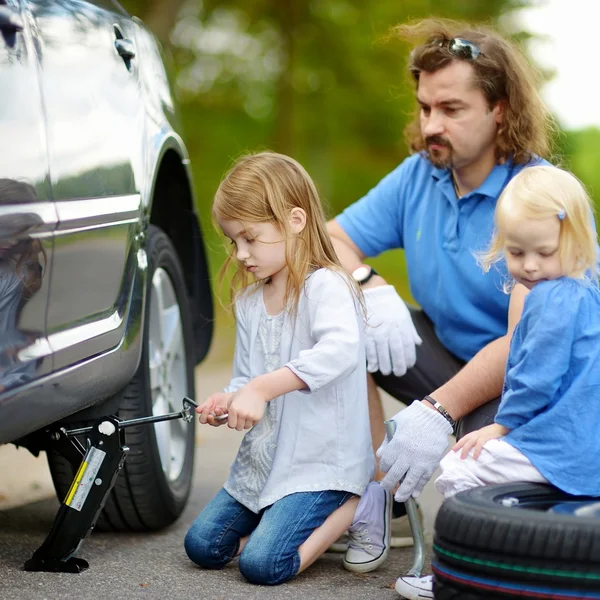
[433,483,600,598]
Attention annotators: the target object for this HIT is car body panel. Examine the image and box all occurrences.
[0,0,213,446]
[0,0,55,399]
[0,246,145,444]
[29,1,144,368]
[48,194,141,370]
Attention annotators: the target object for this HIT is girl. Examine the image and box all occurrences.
[184,152,378,585]
[396,165,600,599]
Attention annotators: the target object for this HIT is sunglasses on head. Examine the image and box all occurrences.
[435,37,483,61]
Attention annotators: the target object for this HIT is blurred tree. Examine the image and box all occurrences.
[557,127,600,205]
[119,0,186,45]
[120,0,538,303]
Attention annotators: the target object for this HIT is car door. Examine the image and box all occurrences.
[0,0,55,395]
[27,0,143,371]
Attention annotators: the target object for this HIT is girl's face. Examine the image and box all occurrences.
[218,218,287,285]
[502,215,563,290]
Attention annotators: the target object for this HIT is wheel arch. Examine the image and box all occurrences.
[146,140,213,364]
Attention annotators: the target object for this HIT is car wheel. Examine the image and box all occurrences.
[48,225,196,531]
[433,482,600,598]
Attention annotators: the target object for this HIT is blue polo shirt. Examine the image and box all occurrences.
[337,153,544,361]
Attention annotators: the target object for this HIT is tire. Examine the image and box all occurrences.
[433,483,600,598]
[48,225,196,531]
[433,575,506,600]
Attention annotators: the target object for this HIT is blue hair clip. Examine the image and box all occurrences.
[558,209,566,221]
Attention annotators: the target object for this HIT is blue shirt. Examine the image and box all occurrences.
[337,153,544,361]
[496,277,600,496]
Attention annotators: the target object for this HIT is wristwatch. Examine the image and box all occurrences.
[352,264,378,286]
[352,265,378,285]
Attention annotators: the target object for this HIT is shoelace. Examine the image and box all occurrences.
[347,526,374,552]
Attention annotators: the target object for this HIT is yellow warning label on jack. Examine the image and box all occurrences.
[63,446,106,511]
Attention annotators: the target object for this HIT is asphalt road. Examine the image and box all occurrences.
[0,359,442,600]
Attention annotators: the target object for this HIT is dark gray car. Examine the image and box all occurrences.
[0,0,213,532]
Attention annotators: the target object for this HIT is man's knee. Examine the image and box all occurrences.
[184,521,235,569]
[238,539,299,585]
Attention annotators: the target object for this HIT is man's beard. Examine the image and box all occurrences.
[425,135,454,169]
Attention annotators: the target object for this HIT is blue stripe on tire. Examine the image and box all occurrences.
[433,562,600,599]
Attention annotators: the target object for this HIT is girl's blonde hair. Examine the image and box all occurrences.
[480,166,598,282]
[213,151,359,312]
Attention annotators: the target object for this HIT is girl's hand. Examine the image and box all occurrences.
[452,423,510,460]
[196,392,233,427]
[226,384,267,431]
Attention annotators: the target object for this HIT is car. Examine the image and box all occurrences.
[0,0,213,534]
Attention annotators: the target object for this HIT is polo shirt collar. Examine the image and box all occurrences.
[430,158,515,199]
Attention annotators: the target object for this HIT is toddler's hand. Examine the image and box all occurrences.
[453,423,510,460]
[196,392,233,427]
[227,384,267,431]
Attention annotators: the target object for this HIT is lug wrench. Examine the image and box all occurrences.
[384,418,425,577]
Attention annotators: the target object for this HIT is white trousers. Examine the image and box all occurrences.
[435,438,549,499]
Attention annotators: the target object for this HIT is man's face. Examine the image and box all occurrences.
[417,60,503,170]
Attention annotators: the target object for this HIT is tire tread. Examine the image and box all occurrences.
[47,226,196,532]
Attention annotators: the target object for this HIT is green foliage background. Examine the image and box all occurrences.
[122,0,600,339]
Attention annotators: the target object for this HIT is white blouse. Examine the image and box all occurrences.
[223,268,375,513]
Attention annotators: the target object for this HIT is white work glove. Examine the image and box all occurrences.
[363,285,422,376]
[377,401,453,501]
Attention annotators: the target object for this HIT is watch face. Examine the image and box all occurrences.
[352,265,371,282]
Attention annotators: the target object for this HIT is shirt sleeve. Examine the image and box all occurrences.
[335,158,413,257]
[223,296,252,394]
[286,270,362,392]
[495,281,580,429]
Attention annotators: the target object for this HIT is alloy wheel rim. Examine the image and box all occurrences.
[148,267,189,482]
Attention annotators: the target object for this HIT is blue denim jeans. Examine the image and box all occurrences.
[184,488,352,585]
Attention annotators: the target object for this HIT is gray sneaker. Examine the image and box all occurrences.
[329,503,422,552]
[395,575,433,599]
[342,482,392,573]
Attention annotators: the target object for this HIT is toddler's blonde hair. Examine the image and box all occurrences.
[480,166,598,283]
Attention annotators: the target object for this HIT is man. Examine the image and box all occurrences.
[328,18,553,597]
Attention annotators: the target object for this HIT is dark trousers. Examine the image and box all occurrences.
[371,307,501,440]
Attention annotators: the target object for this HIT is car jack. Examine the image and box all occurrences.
[23,397,199,573]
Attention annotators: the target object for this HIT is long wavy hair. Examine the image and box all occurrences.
[480,166,598,285]
[393,18,555,165]
[213,151,360,314]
